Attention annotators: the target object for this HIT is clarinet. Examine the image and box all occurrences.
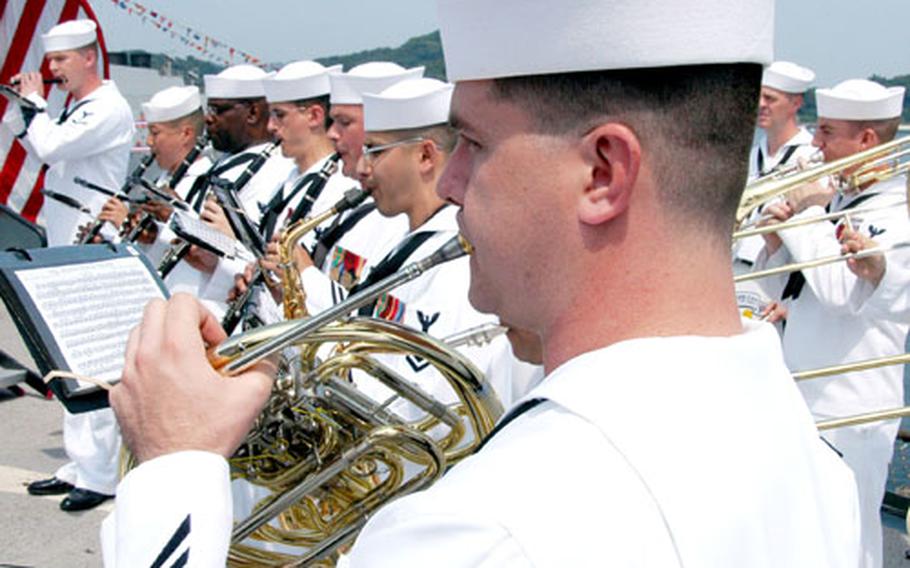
[157,141,277,279]
[221,153,341,333]
[75,152,156,244]
[123,136,208,243]
[221,187,367,335]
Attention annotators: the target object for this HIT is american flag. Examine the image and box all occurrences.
[0,0,109,222]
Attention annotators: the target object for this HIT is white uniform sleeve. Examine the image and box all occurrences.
[300,265,348,315]
[777,205,863,313]
[25,95,131,165]
[852,257,910,321]
[345,504,532,568]
[101,451,232,567]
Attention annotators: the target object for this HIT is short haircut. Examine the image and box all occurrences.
[291,93,333,130]
[491,63,763,237]
[162,108,205,137]
[76,42,99,59]
[379,123,457,153]
[849,117,901,144]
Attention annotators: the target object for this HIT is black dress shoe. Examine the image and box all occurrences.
[27,477,74,496]
[60,488,112,512]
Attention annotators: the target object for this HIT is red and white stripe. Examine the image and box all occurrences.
[0,0,109,221]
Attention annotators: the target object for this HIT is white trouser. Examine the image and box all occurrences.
[55,407,122,495]
[822,419,900,568]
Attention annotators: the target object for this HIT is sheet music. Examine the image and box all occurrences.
[15,256,165,391]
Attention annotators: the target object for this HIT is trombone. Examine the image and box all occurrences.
[736,135,910,226]
[785,351,910,431]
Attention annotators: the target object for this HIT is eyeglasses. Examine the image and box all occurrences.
[361,137,428,165]
[206,100,252,117]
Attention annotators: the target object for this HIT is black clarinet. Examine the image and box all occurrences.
[123,136,208,243]
[221,187,367,335]
[75,152,156,244]
[157,141,277,279]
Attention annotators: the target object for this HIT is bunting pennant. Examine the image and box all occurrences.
[109,0,264,68]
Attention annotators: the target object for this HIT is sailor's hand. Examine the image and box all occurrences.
[111,294,275,463]
[141,200,174,223]
[757,201,794,255]
[98,197,128,228]
[261,238,284,303]
[840,226,885,286]
[786,178,835,214]
[228,262,256,302]
[759,301,788,324]
[12,72,42,97]
[201,198,234,238]
[185,244,218,274]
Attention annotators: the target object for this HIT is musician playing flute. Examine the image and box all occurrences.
[3,20,133,513]
[3,19,134,247]
[104,0,861,565]
[756,78,908,568]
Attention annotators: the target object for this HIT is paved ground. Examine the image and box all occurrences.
[1,301,910,567]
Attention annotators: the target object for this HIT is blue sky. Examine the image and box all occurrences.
[92,0,910,87]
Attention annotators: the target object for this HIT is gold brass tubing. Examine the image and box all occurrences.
[736,136,909,224]
[733,199,907,241]
[793,353,910,382]
[734,241,910,283]
[817,406,910,431]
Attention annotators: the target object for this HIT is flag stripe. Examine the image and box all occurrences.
[0,0,77,208]
[1,0,100,219]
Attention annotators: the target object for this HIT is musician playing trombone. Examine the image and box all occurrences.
[2,19,134,247]
[735,61,817,269]
[104,0,862,566]
[754,78,908,568]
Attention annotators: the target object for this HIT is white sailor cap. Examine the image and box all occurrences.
[762,61,815,94]
[262,61,342,103]
[363,78,454,132]
[437,0,773,81]
[204,65,271,99]
[142,86,202,124]
[329,62,425,105]
[41,19,97,53]
[816,79,906,121]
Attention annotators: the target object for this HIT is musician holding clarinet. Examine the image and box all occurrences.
[2,19,134,247]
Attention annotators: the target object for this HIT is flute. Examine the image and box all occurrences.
[8,78,63,87]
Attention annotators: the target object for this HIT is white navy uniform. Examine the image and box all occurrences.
[735,127,817,267]
[101,321,861,567]
[11,81,134,245]
[754,174,910,568]
[4,81,133,496]
[141,155,213,267]
[299,207,409,315]
[192,144,294,317]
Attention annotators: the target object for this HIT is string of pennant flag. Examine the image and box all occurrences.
[110,0,265,67]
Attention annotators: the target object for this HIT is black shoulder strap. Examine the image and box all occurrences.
[184,152,259,212]
[782,191,880,301]
[354,230,437,315]
[58,99,92,124]
[311,203,376,267]
[778,144,799,166]
[474,398,547,454]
